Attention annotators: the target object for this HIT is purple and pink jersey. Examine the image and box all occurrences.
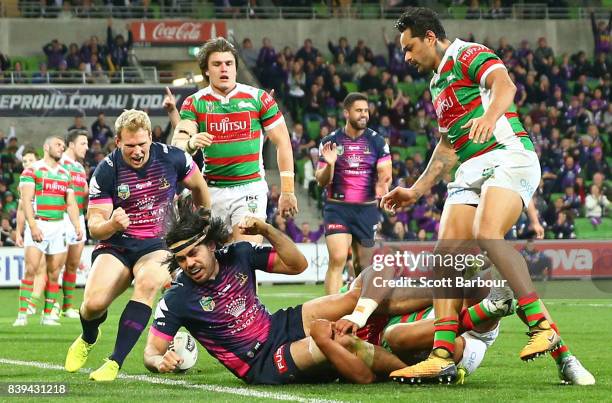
[151,242,277,379]
[318,128,390,204]
[88,142,196,250]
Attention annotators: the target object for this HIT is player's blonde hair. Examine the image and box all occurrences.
[114,109,152,139]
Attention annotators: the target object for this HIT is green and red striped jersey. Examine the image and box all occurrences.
[430,39,534,162]
[60,154,87,215]
[180,83,284,187]
[19,160,73,221]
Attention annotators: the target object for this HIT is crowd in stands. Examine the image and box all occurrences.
[256,17,611,242]
[0,19,132,84]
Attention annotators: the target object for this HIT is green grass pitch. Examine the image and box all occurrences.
[0,283,610,402]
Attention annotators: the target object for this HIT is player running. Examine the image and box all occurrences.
[144,203,406,384]
[171,37,297,244]
[13,136,82,327]
[64,109,210,381]
[316,93,392,294]
[58,129,90,318]
[379,7,594,385]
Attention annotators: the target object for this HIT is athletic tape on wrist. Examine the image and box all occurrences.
[341,298,378,329]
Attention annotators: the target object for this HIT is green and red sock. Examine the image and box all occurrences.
[459,301,497,332]
[517,292,545,328]
[43,283,60,316]
[18,279,33,315]
[433,316,459,355]
[62,272,77,311]
[549,323,572,364]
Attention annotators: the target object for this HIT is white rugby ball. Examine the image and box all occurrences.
[170,331,199,371]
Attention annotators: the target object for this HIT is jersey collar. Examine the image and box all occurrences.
[436,38,463,76]
[205,83,240,104]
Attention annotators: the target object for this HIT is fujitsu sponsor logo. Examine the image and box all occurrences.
[460,45,487,62]
[274,345,288,373]
[207,112,251,140]
[44,181,67,192]
[152,22,201,41]
[435,96,454,118]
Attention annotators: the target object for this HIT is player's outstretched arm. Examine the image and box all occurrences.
[267,123,298,218]
[380,135,456,212]
[144,332,183,373]
[238,216,307,275]
[182,165,211,209]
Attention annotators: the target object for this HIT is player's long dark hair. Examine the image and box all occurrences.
[164,198,231,273]
[395,7,446,40]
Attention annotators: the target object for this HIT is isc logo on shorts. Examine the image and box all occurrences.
[326,223,347,231]
[274,345,288,374]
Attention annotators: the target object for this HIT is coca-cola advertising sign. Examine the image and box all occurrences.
[132,21,227,45]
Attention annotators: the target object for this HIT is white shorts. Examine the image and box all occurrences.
[446,149,541,208]
[210,180,268,229]
[64,214,87,245]
[24,219,67,255]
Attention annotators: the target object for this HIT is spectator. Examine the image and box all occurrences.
[257,37,276,87]
[0,51,10,71]
[586,147,611,178]
[551,211,575,239]
[285,218,324,243]
[359,65,382,94]
[239,38,258,70]
[521,240,551,281]
[68,115,89,134]
[295,39,319,65]
[590,11,612,58]
[2,191,17,217]
[328,74,348,106]
[31,63,49,84]
[585,184,610,228]
[43,39,67,69]
[291,123,314,159]
[303,83,325,126]
[534,37,554,71]
[334,53,352,82]
[91,112,113,146]
[66,42,82,70]
[303,147,320,201]
[562,186,581,218]
[11,61,28,84]
[489,0,505,19]
[466,0,481,20]
[557,156,581,191]
[383,28,406,78]
[106,19,133,72]
[327,37,350,61]
[349,39,373,64]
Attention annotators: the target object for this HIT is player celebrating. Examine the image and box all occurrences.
[14,136,82,327]
[58,129,89,318]
[316,93,391,294]
[171,37,297,243]
[64,109,210,381]
[380,7,594,385]
[144,203,405,384]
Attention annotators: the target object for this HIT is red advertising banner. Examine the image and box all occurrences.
[372,240,612,280]
[131,21,227,45]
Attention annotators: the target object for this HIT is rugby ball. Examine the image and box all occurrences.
[170,331,199,371]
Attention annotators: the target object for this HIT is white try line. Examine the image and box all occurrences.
[0,358,343,403]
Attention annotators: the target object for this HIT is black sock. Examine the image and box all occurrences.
[109,300,152,367]
[80,310,108,344]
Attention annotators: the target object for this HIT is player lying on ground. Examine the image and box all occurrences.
[144,202,425,384]
[339,262,595,385]
[311,274,510,385]
[64,109,210,382]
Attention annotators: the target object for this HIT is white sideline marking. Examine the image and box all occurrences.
[0,358,343,403]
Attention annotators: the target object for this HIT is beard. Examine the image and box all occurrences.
[348,118,368,131]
